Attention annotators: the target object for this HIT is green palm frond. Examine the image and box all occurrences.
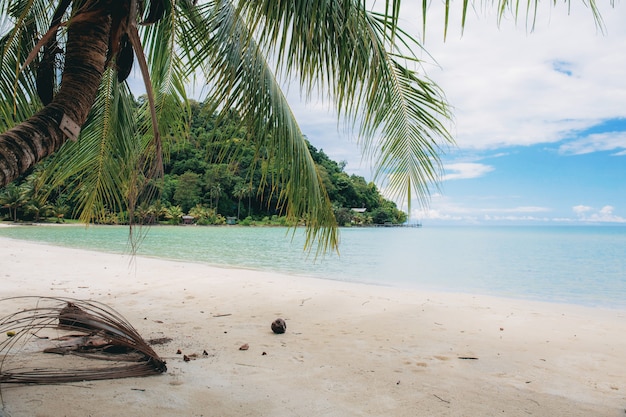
[0,1,52,129]
[418,0,606,40]
[38,69,140,223]
[233,0,453,214]
[187,1,339,252]
[136,0,194,170]
[140,0,190,128]
[37,2,196,225]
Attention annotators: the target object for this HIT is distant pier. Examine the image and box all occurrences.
[352,223,422,228]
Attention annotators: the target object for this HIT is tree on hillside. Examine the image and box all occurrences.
[172,171,201,212]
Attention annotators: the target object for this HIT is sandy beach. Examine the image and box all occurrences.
[0,235,625,417]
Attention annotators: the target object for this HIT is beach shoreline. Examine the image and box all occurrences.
[1,237,624,416]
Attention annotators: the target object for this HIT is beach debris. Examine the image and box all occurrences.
[202,350,209,356]
[271,318,287,334]
[433,394,451,404]
[239,343,249,351]
[147,337,172,346]
[42,333,136,356]
[176,349,182,354]
[0,296,167,385]
[58,302,91,329]
[458,356,479,360]
[5,332,14,338]
[183,355,190,362]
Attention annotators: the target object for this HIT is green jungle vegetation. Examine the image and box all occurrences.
[0,100,407,227]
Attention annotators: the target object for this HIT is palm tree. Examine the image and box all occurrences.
[210,183,221,211]
[163,204,183,225]
[0,0,466,250]
[50,200,69,223]
[188,203,215,224]
[0,182,26,221]
[24,198,53,222]
[133,201,154,224]
[233,182,248,219]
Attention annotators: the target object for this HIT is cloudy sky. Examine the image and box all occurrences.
[287,1,626,226]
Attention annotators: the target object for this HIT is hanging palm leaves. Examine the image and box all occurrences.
[0,0,459,252]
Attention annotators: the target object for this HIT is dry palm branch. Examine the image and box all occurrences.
[0,297,166,385]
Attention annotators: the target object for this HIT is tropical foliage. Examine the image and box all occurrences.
[0,0,452,251]
[1,99,407,226]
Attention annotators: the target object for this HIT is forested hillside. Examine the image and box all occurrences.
[0,100,406,226]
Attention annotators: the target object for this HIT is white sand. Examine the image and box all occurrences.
[0,236,625,417]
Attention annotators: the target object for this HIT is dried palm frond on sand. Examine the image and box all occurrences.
[0,297,166,385]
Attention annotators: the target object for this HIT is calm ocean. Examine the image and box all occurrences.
[1,225,625,309]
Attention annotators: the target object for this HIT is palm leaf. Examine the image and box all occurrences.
[233,0,453,214]
[139,0,193,154]
[37,69,140,223]
[0,0,53,129]
[183,1,339,253]
[0,296,166,385]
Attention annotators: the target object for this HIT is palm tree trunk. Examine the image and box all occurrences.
[0,3,112,188]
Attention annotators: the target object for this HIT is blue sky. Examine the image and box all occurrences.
[285,1,626,225]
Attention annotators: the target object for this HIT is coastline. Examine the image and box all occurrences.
[0,237,625,416]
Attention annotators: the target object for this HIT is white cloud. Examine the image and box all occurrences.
[559,132,626,155]
[573,205,626,223]
[480,206,549,213]
[411,194,551,223]
[442,162,494,181]
[482,215,553,222]
[573,205,593,214]
[414,208,471,222]
[411,193,472,220]
[408,1,626,151]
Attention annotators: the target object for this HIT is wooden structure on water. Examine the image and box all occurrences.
[353,222,422,228]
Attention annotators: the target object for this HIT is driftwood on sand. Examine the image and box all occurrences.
[0,297,166,385]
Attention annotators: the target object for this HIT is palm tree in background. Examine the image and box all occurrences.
[0,182,25,221]
[1,0,593,249]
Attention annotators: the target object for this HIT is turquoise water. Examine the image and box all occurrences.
[1,225,625,309]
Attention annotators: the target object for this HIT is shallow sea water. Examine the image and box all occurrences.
[1,224,625,309]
